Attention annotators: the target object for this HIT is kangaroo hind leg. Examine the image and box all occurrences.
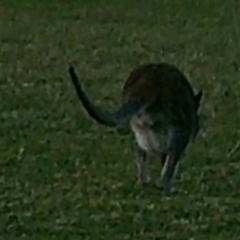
[157,151,179,189]
[135,146,151,186]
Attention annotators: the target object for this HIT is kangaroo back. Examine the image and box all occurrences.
[122,63,201,139]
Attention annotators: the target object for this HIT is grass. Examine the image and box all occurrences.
[0,0,240,239]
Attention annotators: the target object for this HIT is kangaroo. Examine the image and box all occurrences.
[68,63,203,189]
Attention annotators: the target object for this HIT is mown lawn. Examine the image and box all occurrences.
[0,0,240,239]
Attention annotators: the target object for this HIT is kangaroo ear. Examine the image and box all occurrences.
[195,90,203,111]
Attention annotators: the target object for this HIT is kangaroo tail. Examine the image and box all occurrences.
[68,66,143,127]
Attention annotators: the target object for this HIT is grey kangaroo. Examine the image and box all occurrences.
[68,63,203,189]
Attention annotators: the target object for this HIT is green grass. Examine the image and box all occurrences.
[1,0,240,239]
